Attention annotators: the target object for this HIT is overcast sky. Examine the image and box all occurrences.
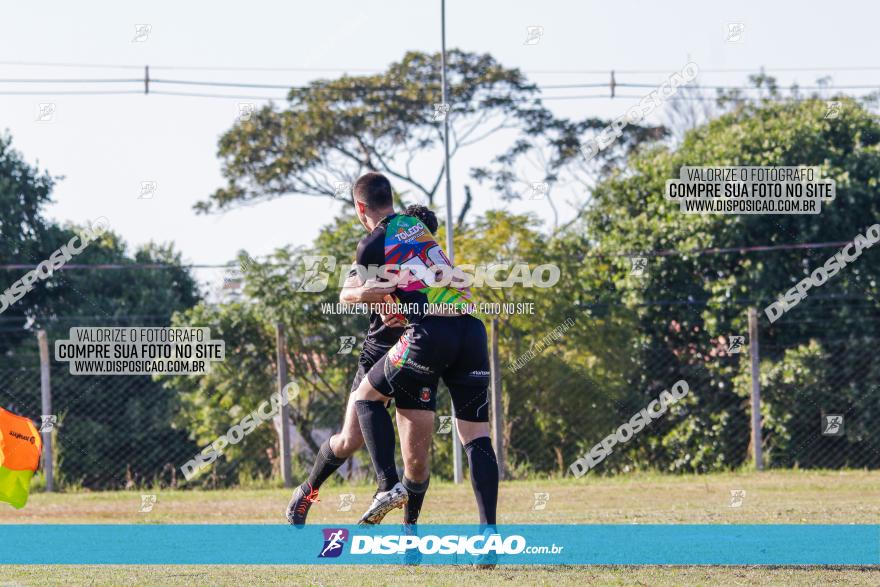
[1,1,877,290]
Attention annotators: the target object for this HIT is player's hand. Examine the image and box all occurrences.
[356,279,396,302]
[381,313,406,328]
[381,294,407,327]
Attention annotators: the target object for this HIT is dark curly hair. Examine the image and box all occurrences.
[403,204,439,233]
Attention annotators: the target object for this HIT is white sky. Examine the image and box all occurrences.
[1,1,877,288]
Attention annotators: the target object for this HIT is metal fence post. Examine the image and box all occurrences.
[276,322,292,488]
[37,330,54,492]
[748,308,764,471]
[452,416,464,483]
[489,319,506,479]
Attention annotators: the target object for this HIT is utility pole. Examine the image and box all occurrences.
[37,330,54,492]
[748,308,764,470]
[440,0,463,485]
[276,323,292,487]
[490,319,506,479]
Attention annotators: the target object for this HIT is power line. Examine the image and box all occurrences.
[150,90,283,101]
[5,59,880,75]
[0,60,380,73]
[0,90,143,96]
[2,76,876,93]
[581,240,854,259]
[0,60,144,71]
[0,90,865,102]
[527,66,880,75]
[0,78,141,84]
[541,93,864,102]
[150,78,300,90]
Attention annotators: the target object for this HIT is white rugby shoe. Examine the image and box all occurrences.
[357,482,408,525]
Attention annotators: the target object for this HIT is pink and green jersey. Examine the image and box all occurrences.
[355,213,471,321]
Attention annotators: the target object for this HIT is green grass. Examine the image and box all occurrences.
[1,470,877,585]
[1,565,879,586]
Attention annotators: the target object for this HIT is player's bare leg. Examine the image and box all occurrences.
[396,408,433,523]
[396,408,433,564]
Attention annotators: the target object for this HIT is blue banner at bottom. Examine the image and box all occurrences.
[0,524,877,565]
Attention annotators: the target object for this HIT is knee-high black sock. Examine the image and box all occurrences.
[465,436,499,525]
[402,476,429,525]
[355,400,399,492]
[304,439,346,491]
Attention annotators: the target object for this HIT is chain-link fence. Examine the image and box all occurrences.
[498,301,880,477]
[1,302,878,492]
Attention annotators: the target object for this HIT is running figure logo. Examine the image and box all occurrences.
[337,336,356,355]
[318,528,349,558]
[726,23,745,43]
[39,415,57,433]
[437,416,453,434]
[630,257,648,276]
[297,255,336,292]
[524,26,544,45]
[432,103,450,122]
[138,181,157,200]
[729,489,746,508]
[236,103,255,122]
[727,336,745,354]
[36,103,56,122]
[822,415,844,436]
[824,101,841,120]
[333,181,352,199]
[533,492,550,510]
[139,494,157,513]
[529,182,548,200]
[337,494,356,512]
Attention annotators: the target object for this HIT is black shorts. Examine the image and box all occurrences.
[366,315,491,422]
[351,339,435,411]
[350,340,391,393]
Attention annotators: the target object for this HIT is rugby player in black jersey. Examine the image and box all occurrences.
[285,204,439,527]
[346,172,499,533]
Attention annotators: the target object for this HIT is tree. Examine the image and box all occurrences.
[472,110,667,232]
[0,132,57,352]
[162,214,375,485]
[576,94,880,471]
[198,50,556,217]
[0,132,202,488]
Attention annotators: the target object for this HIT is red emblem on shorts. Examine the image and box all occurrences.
[420,388,431,402]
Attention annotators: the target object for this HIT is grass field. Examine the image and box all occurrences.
[1,470,878,585]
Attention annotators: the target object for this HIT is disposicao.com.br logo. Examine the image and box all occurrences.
[318,528,349,558]
[318,527,563,559]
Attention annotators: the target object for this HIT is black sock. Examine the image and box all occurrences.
[355,400,399,492]
[465,436,499,525]
[304,439,347,491]
[402,476,430,525]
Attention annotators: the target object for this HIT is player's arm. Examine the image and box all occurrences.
[340,230,396,304]
[339,271,395,304]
